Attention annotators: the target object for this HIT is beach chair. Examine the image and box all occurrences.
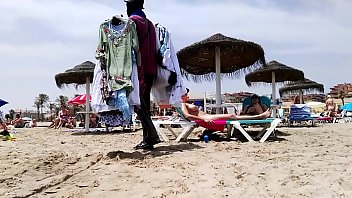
[228,118,281,142]
[277,108,287,123]
[154,106,281,143]
[229,96,281,142]
[153,107,228,142]
[333,110,352,123]
[288,104,316,126]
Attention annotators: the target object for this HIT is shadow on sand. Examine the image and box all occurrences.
[186,129,289,143]
[106,143,203,160]
[70,128,137,136]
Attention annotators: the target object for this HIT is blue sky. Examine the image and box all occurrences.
[0,0,351,113]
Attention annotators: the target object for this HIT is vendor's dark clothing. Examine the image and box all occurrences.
[129,12,160,145]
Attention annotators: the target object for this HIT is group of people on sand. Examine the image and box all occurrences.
[292,94,344,118]
[49,105,98,129]
[1,113,37,129]
[49,105,76,129]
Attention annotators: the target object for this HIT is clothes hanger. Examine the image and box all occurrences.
[111,14,124,25]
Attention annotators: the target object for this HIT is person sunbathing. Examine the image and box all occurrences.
[182,102,272,124]
[241,94,268,115]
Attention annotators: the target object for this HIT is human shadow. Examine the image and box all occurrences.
[275,129,291,137]
[106,143,203,160]
[186,130,233,143]
[70,128,137,136]
[186,128,289,143]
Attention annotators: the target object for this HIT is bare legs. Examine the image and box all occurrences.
[202,109,272,121]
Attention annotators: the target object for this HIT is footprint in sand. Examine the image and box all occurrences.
[338,179,352,191]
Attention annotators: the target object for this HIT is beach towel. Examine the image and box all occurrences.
[194,120,226,131]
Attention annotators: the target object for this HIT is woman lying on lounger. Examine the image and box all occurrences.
[181,101,272,125]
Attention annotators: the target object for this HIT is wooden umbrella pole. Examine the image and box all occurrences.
[85,77,90,132]
[204,92,207,112]
[299,89,303,104]
[271,71,277,118]
[215,46,222,114]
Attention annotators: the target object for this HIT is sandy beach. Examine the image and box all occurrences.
[1,123,351,198]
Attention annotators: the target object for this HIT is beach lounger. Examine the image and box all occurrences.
[154,106,281,143]
[228,118,281,142]
[288,104,316,126]
[332,110,351,123]
[153,107,228,142]
[153,117,197,142]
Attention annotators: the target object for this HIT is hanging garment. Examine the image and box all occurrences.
[128,56,141,106]
[96,17,140,93]
[92,60,117,113]
[107,89,131,122]
[152,24,186,107]
[99,110,131,127]
[92,60,140,113]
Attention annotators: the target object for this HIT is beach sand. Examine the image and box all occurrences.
[1,123,351,197]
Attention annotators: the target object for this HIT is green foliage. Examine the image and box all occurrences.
[34,93,50,121]
[55,95,69,106]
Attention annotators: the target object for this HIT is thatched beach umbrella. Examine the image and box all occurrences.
[245,60,305,117]
[55,61,95,132]
[279,78,324,103]
[177,33,266,113]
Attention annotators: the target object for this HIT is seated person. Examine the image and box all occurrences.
[182,102,271,124]
[0,117,8,131]
[55,105,71,129]
[241,94,268,115]
[324,95,337,117]
[0,121,10,137]
[11,114,24,128]
[48,115,59,128]
[64,117,76,129]
[90,114,98,128]
[30,119,37,128]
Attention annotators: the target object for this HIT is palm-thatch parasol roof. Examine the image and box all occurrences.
[177,33,266,82]
[245,60,304,86]
[55,61,95,88]
[177,33,266,113]
[279,78,324,97]
[245,60,305,117]
[55,60,95,132]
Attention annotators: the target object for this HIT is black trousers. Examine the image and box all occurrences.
[136,74,159,142]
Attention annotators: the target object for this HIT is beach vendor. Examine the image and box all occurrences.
[125,0,161,150]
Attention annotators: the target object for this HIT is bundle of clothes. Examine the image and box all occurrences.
[91,15,185,127]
